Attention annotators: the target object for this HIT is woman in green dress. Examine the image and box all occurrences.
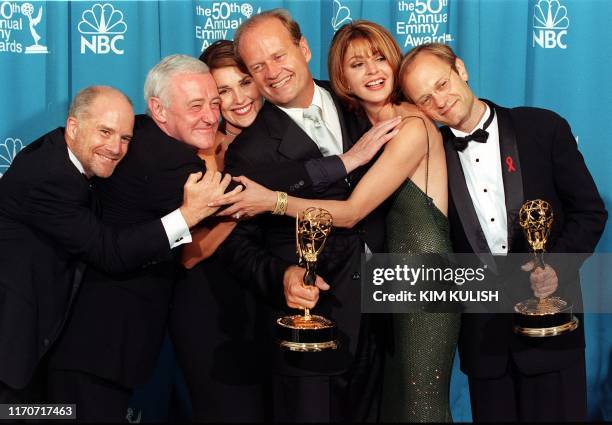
[212,20,460,422]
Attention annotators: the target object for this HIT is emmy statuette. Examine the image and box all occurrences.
[276,208,338,352]
[513,199,579,337]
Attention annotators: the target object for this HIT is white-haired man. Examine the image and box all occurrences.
[45,57,240,421]
[0,85,224,406]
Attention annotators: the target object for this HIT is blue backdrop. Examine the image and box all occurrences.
[1,0,611,421]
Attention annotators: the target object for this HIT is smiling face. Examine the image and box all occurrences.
[65,89,134,178]
[211,65,263,131]
[401,52,481,132]
[151,72,221,149]
[238,17,314,108]
[342,38,394,109]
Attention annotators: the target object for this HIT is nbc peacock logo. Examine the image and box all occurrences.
[0,137,24,177]
[78,3,127,55]
[533,0,569,49]
[331,0,352,32]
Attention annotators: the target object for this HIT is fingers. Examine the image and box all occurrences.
[201,169,214,183]
[185,171,202,186]
[283,266,328,310]
[212,170,222,185]
[233,175,254,186]
[209,189,245,208]
[521,261,535,272]
[218,204,241,217]
[370,116,402,138]
[225,184,244,196]
[529,265,558,299]
[219,173,232,191]
[315,276,330,291]
[286,282,320,309]
[293,289,320,309]
[379,128,400,144]
[531,283,556,299]
[371,116,401,132]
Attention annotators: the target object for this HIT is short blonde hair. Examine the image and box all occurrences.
[328,20,402,113]
[233,8,302,64]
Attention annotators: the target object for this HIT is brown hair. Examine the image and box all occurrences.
[328,20,403,113]
[200,39,248,74]
[399,42,458,103]
[233,8,302,64]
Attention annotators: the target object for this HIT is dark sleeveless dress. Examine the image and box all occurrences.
[379,120,461,422]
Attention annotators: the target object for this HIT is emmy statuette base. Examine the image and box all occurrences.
[513,296,579,337]
[276,315,339,352]
[514,317,579,337]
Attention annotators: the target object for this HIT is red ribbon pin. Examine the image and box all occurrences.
[505,156,516,172]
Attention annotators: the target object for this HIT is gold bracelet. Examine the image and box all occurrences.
[272,191,288,215]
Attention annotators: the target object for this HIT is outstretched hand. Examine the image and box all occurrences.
[180,170,242,227]
[339,116,402,173]
[208,175,277,220]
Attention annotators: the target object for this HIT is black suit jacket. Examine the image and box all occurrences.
[444,101,607,378]
[49,115,318,388]
[48,116,204,388]
[0,128,169,390]
[217,81,386,375]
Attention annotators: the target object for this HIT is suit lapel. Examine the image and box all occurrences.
[443,126,497,270]
[329,89,351,153]
[486,100,524,252]
[260,102,323,161]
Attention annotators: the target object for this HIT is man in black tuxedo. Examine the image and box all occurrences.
[0,86,224,405]
[45,57,245,421]
[400,43,607,422]
[215,9,388,422]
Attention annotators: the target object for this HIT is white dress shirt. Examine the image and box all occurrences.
[451,104,508,255]
[67,147,191,249]
[279,84,343,156]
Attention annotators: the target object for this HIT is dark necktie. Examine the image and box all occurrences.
[451,107,496,152]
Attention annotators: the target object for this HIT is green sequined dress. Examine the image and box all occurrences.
[380,176,461,422]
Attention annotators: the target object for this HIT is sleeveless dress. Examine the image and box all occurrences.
[379,117,461,422]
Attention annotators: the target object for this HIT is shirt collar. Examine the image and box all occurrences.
[67,146,86,175]
[277,83,325,116]
[451,102,490,137]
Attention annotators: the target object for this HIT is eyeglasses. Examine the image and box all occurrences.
[415,66,453,109]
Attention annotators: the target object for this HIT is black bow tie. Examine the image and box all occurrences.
[451,107,496,152]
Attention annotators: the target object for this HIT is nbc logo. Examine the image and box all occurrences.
[0,137,24,177]
[78,3,127,55]
[533,0,569,49]
[331,0,352,31]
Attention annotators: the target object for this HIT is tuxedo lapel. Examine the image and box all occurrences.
[442,126,497,270]
[261,102,323,161]
[485,100,524,251]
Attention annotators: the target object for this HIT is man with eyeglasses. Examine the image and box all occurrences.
[400,43,606,422]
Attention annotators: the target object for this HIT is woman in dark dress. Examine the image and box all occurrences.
[212,22,460,422]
